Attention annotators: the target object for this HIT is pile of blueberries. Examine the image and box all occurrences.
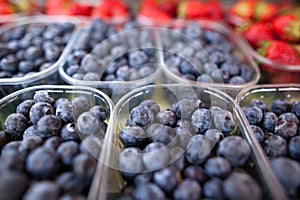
[162,22,255,84]
[0,91,108,199]
[64,19,156,83]
[0,22,75,78]
[118,98,263,200]
[243,98,300,198]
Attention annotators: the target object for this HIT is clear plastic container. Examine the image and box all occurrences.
[59,19,162,104]
[240,40,300,84]
[236,84,300,199]
[94,84,286,200]
[158,20,261,97]
[0,84,114,199]
[0,15,81,98]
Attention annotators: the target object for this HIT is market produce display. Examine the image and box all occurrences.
[0,87,111,199]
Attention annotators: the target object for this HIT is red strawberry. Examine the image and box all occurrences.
[69,3,93,16]
[227,0,257,26]
[202,0,223,20]
[92,0,128,20]
[177,0,206,19]
[0,2,12,14]
[253,1,278,22]
[138,5,171,25]
[46,0,71,15]
[241,22,274,48]
[157,0,180,17]
[272,15,300,43]
[258,40,300,65]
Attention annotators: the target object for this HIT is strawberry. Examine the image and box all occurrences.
[227,0,257,26]
[241,22,274,48]
[0,2,12,14]
[272,14,300,43]
[204,0,223,20]
[92,0,128,20]
[69,3,93,16]
[177,0,206,19]
[253,1,278,22]
[46,0,71,15]
[157,0,180,17]
[138,5,171,25]
[257,40,300,65]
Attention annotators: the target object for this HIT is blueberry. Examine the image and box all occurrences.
[119,126,148,148]
[72,96,91,119]
[270,157,300,197]
[56,102,74,123]
[29,102,54,124]
[16,100,35,119]
[156,109,177,127]
[274,120,298,139]
[183,165,205,183]
[173,179,201,200]
[176,119,193,132]
[77,112,103,136]
[5,113,29,138]
[169,146,185,170]
[175,127,193,149]
[80,135,103,158]
[242,106,263,125]
[37,115,62,138]
[54,97,70,108]
[240,64,254,82]
[43,137,62,154]
[119,147,143,173]
[67,50,87,66]
[73,153,96,181]
[171,99,203,119]
[0,70,13,78]
[139,100,161,114]
[0,149,25,171]
[152,125,177,147]
[59,193,86,200]
[130,106,154,127]
[250,125,265,143]
[133,183,166,200]
[185,135,211,165]
[204,129,224,145]
[56,172,84,193]
[80,54,103,73]
[89,105,107,121]
[213,110,236,135]
[23,181,60,200]
[191,108,212,134]
[60,123,79,141]
[263,133,287,157]
[26,147,59,178]
[220,60,239,76]
[18,60,38,73]
[271,99,291,116]
[18,136,43,156]
[142,142,170,171]
[223,171,262,200]
[134,172,153,185]
[217,136,250,167]
[2,141,21,155]
[128,50,148,68]
[72,73,84,80]
[204,157,231,178]
[138,65,155,78]
[24,46,43,60]
[0,131,10,149]
[0,171,29,200]
[229,76,246,84]
[203,178,224,200]
[210,50,227,65]
[278,112,299,125]
[58,141,79,166]
[291,101,300,118]
[0,54,18,72]
[184,23,202,39]
[23,125,39,139]
[153,166,179,193]
[196,74,214,83]
[249,99,267,112]
[289,136,300,160]
[262,112,278,132]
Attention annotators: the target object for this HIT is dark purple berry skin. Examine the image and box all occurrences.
[152,125,177,147]
[60,123,79,141]
[119,147,143,174]
[186,135,211,165]
[274,120,298,140]
[133,183,166,200]
[89,105,108,121]
[204,157,231,178]
[73,153,96,181]
[37,115,62,138]
[278,112,299,125]
[289,136,300,161]
[33,91,55,104]
[217,136,250,167]
[26,147,59,178]
[5,113,29,138]
[43,136,63,151]
[130,106,154,127]
[183,165,205,183]
[57,141,79,166]
[80,135,103,159]
[271,99,291,116]
[119,126,148,148]
[0,149,25,171]
[213,110,236,135]
[203,178,224,200]
[263,133,287,157]
[262,112,278,133]
[171,99,203,119]
[153,166,179,193]
[142,142,170,171]
[249,99,267,111]
[0,131,10,149]
[173,179,201,200]
[242,106,263,125]
[56,102,74,123]
[139,100,161,114]
[16,100,35,119]
[191,108,212,134]
[18,136,43,156]
[291,101,300,118]
[29,102,54,124]
[23,181,60,200]
[250,125,265,143]
[55,172,84,194]
[156,109,177,127]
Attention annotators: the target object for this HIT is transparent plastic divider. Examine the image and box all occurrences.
[94,84,286,200]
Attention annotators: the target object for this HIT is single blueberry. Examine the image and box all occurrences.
[0,54,18,72]
[213,110,236,135]
[191,108,212,134]
[29,102,54,124]
[173,179,201,200]
[196,74,214,83]
[89,105,108,121]
[128,50,148,68]
[24,46,43,60]
[204,157,231,178]
[0,149,25,171]
[130,106,154,127]
[57,141,79,166]
[77,112,103,136]
[152,125,177,147]
[43,136,63,151]
[134,172,153,186]
[5,113,29,138]
[153,166,179,193]
[37,115,62,138]
[118,147,143,173]
[73,153,96,181]
[291,101,300,118]
[18,136,43,156]
[289,136,300,161]
[263,133,287,157]
[119,126,148,148]
[33,91,55,104]
[143,142,170,171]
[262,112,278,132]
[139,100,161,114]
[242,106,263,125]
[185,135,211,165]
[80,135,103,158]
[183,165,205,183]
[278,112,299,125]
[18,60,38,73]
[271,99,291,116]
[156,109,177,127]
[249,99,267,112]
[274,120,298,139]
[171,99,203,119]
[250,125,265,143]
[55,172,84,194]
[56,101,74,123]
[229,76,246,84]
[203,178,224,200]
[133,183,166,200]
[23,181,60,200]
[175,127,193,149]
[72,96,91,119]
[22,125,39,139]
[217,136,250,167]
